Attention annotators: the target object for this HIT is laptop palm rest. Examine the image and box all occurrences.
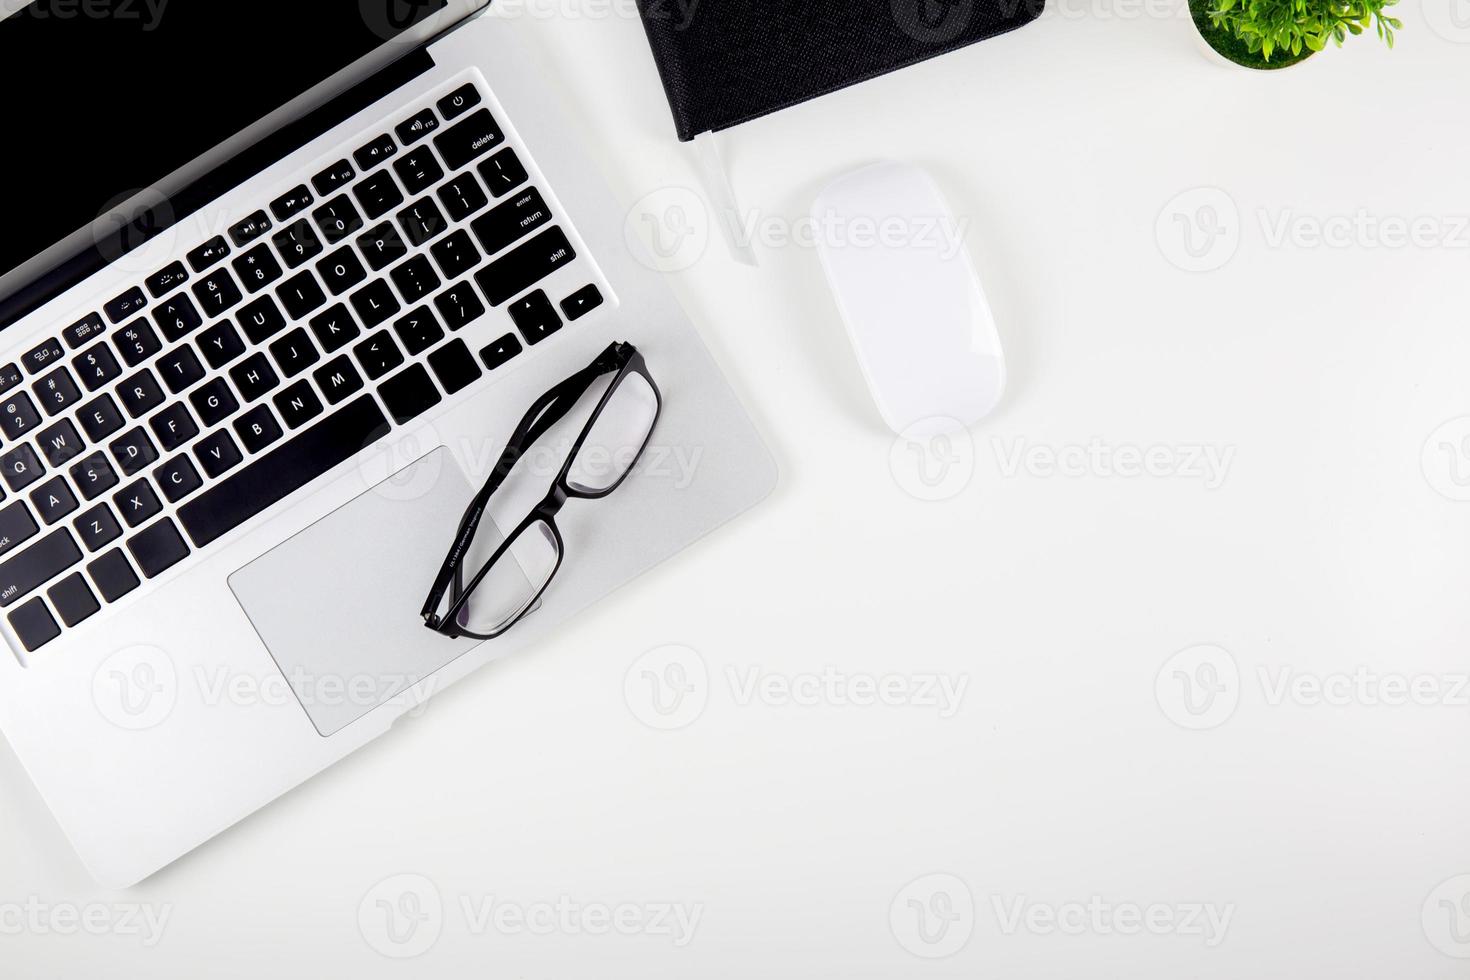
[227,448,521,737]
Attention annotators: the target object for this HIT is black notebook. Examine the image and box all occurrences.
[635,0,1045,141]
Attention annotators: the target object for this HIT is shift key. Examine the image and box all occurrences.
[475,227,576,306]
[0,528,81,607]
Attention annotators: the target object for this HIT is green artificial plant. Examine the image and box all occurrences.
[1197,0,1401,66]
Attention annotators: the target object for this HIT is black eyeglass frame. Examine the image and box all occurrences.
[421,341,662,640]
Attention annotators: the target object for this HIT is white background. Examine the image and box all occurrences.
[5,0,1470,976]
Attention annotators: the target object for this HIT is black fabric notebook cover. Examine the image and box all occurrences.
[636,0,1044,141]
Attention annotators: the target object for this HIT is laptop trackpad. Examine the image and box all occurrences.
[228,448,513,737]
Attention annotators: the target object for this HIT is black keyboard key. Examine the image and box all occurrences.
[312,356,364,405]
[238,294,287,344]
[269,328,321,378]
[233,405,283,454]
[273,380,323,430]
[153,292,203,343]
[22,338,66,375]
[353,330,404,380]
[394,306,444,356]
[270,184,314,223]
[429,229,481,281]
[230,353,280,402]
[154,455,202,503]
[471,187,551,256]
[395,107,440,145]
[157,346,205,394]
[187,236,230,272]
[394,149,445,197]
[198,321,247,369]
[311,159,355,197]
[128,519,190,578]
[232,244,284,293]
[29,476,77,524]
[78,394,124,442]
[560,284,604,321]
[353,170,404,220]
[118,369,165,418]
[146,261,190,298]
[70,451,120,500]
[427,339,482,396]
[398,197,448,247]
[312,194,363,245]
[479,333,523,371]
[437,84,482,121]
[189,378,239,428]
[476,227,577,306]
[74,342,122,391]
[353,133,397,171]
[479,147,528,198]
[0,391,41,440]
[179,395,391,548]
[48,572,99,626]
[358,222,408,271]
[114,479,161,527]
[114,318,162,366]
[32,366,82,415]
[0,501,38,557]
[0,528,81,607]
[104,288,147,324]
[350,279,401,329]
[272,219,324,269]
[109,428,158,477]
[229,210,273,247]
[36,418,83,467]
[379,364,443,425]
[317,247,367,295]
[389,254,441,302]
[308,304,360,353]
[74,503,122,552]
[278,270,327,319]
[435,108,503,171]
[1,444,44,492]
[433,281,486,331]
[194,430,243,478]
[438,172,489,222]
[64,313,106,349]
[192,268,244,318]
[0,363,23,396]
[508,290,563,346]
[8,597,59,650]
[149,402,199,452]
[88,549,140,602]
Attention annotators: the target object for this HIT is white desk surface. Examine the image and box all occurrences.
[5,2,1470,977]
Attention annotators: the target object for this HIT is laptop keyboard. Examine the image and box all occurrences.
[0,79,607,654]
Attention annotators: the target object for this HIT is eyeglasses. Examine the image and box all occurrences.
[422,341,663,640]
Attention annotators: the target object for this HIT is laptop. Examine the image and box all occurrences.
[0,0,776,886]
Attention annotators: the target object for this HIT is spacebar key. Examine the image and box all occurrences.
[178,396,391,549]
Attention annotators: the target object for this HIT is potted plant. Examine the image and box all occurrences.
[1190,0,1401,70]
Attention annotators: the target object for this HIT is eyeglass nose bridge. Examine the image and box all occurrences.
[538,484,570,517]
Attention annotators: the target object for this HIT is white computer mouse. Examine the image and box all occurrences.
[813,162,1006,436]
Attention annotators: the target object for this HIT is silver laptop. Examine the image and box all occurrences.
[0,0,776,886]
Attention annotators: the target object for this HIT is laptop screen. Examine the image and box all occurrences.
[0,0,458,303]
